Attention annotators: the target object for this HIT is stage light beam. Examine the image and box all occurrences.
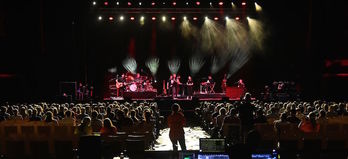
[255,2,262,12]
[122,58,137,74]
[146,57,160,76]
[162,16,166,22]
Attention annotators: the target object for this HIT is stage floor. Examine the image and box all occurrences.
[105,93,242,101]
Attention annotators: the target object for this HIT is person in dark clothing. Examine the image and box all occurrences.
[286,109,301,124]
[168,103,186,151]
[237,93,256,143]
[254,109,267,123]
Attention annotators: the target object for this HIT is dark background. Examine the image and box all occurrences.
[0,0,347,102]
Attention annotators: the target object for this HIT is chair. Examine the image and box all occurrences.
[125,139,145,158]
[102,136,123,159]
[78,136,102,159]
[54,140,74,159]
[277,124,301,158]
[254,123,277,149]
[221,123,240,145]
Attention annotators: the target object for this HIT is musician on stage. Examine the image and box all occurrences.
[116,74,126,97]
[170,74,178,98]
[221,74,227,93]
[176,75,182,97]
[186,76,194,99]
[237,79,245,88]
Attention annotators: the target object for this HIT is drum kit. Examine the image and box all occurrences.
[123,74,154,92]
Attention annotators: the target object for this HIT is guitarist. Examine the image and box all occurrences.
[116,74,126,97]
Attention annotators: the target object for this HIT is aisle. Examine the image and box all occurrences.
[153,127,210,151]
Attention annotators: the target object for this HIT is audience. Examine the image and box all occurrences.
[100,118,117,137]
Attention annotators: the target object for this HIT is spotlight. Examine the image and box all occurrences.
[128,2,132,6]
[183,16,187,20]
[98,16,103,21]
[193,17,198,21]
[130,16,135,20]
[152,17,156,21]
[140,16,145,21]
[196,1,200,5]
[209,2,212,6]
[109,16,114,21]
[218,2,223,6]
[172,2,176,6]
[242,2,246,6]
[214,17,219,21]
[171,17,176,21]
[163,2,166,5]
[104,1,108,6]
[235,16,240,20]
[139,2,142,6]
[225,16,229,20]
[186,2,189,5]
[247,16,250,20]
[116,1,119,5]
[151,2,155,6]
[119,16,124,21]
[205,16,208,20]
[162,16,166,22]
[92,1,96,5]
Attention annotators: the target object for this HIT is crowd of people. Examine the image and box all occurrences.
[0,101,163,141]
[197,93,348,143]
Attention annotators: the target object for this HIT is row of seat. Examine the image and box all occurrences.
[221,123,348,150]
[0,121,155,159]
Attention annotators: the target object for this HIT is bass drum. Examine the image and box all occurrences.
[129,83,137,92]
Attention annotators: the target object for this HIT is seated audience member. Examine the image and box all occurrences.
[254,109,267,123]
[91,110,103,132]
[286,109,301,124]
[274,113,290,133]
[223,108,240,125]
[116,110,134,130]
[76,117,93,136]
[0,106,10,121]
[60,110,76,126]
[12,109,23,120]
[45,111,58,126]
[298,112,320,133]
[138,110,155,133]
[100,118,117,137]
[316,110,328,125]
[215,107,228,130]
[130,110,140,124]
[29,108,42,121]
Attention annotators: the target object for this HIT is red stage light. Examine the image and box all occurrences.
[151,2,155,6]
[214,17,219,21]
[196,1,200,5]
[218,2,223,6]
[242,2,246,6]
[104,1,109,6]
[193,17,198,20]
[152,17,156,21]
[128,2,132,6]
[130,17,135,20]
[171,17,176,21]
[235,17,240,20]
[172,2,177,6]
[109,16,114,21]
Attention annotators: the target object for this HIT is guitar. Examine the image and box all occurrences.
[116,80,124,89]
